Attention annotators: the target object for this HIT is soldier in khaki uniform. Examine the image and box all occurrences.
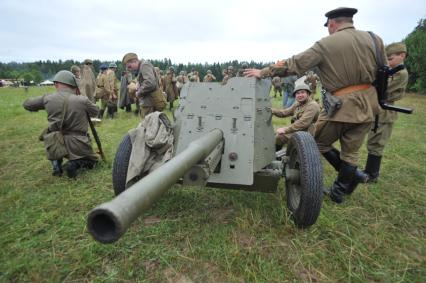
[105,63,119,118]
[70,65,81,79]
[122,52,166,119]
[272,83,320,148]
[23,70,99,178]
[364,42,409,182]
[237,62,249,77]
[245,7,386,203]
[222,66,235,85]
[165,67,179,110]
[95,64,108,118]
[271,76,283,98]
[203,70,216,82]
[80,59,96,103]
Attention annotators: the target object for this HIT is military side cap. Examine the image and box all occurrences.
[324,7,357,26]
[122,53,138,64]
[84,59,93,64]
[109,62,117,68]
[70,65,80,73]
[100,64,108,70]
[386,42,407,56]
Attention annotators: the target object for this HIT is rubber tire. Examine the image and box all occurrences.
[112,133,133,196]
[285,131,323,227]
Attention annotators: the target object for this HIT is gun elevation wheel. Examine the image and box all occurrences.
[284,131,323,227]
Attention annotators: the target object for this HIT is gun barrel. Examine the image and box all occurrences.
[87,129,223,243]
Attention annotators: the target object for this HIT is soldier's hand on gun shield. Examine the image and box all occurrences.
[244,68,262,78]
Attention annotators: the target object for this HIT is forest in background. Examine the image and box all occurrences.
[1,19,425,93]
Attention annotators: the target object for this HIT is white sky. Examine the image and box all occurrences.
[1,0,425,64]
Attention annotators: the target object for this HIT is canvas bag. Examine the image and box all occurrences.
[43,96,69,160]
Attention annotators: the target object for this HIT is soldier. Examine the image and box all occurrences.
[305,70,321,102]
[95,64,108,118]
[245,7,385,203]
[237,62,249,77]
[23,70,99,178]
[105,63,119,118]
[271,76,283,98]
[165,67,179,110]
[273,83,320,149]
[119,70,133,112]
[203,70,216,82]
[177,70,189,95]
[122,52,166,119]
[282,75,298,107]
[222,66,235,85]
[70,65,81,79]
[189,70,200,82]
[364,42,409,182]
[80,59,96,103]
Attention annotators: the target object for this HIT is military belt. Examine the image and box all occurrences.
[333,84,371,96]
[63,130,87,136]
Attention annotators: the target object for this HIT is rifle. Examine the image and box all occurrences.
[373,64,413,114]
[86,112,106,161]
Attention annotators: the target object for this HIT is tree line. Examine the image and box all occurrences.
[0,59,267,85]
[1,18,424,93]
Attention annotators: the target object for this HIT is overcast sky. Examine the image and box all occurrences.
[1,0,425,64]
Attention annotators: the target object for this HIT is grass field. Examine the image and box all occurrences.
[0,86,425,282]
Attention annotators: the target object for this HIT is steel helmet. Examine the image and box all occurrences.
[53,70,78,88]
[293,82,311,95]
[109,62,117,68]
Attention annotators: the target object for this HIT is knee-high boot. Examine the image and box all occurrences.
[364,154,382,183]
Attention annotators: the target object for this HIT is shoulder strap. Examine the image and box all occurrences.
[368,31,384,67]
[59,95,69,132]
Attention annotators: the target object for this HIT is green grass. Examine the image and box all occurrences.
[0,87,425,282]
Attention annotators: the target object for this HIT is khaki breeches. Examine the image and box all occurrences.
[367,122,394,156]
[314,120,371,165]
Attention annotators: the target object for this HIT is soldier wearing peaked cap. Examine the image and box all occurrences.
[122,53,166,119]
[363,42,409,183]
[245,7,386,203]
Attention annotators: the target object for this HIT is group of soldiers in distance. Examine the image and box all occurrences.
[70,59,320,118]
[69,61,269,118]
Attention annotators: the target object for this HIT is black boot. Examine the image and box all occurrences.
[107,106,114,119]
[51,159,63,177]
[329,161,357,203]
[364,154,382,183]
[169,101,173,111]
[322,149,369,188]
[98,109,105,119]
[66,160,80,178]
[125,104,132,112]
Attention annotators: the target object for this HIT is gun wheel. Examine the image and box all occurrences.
[284,131,323,227]
[112,133,139,196]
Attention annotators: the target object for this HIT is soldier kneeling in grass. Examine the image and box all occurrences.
[23,70,99,178]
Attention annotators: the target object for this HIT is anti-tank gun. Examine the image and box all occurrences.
[87,77,324,244]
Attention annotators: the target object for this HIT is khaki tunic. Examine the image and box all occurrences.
[80,65,96,103]
[273,98,320,144]
[23,88,99,161]
[136,60,166,118]
[367,68,408,156]
[203,74,216,82]
[165,72,178,102]
[136,60,160,107]
[106,69,119,106]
